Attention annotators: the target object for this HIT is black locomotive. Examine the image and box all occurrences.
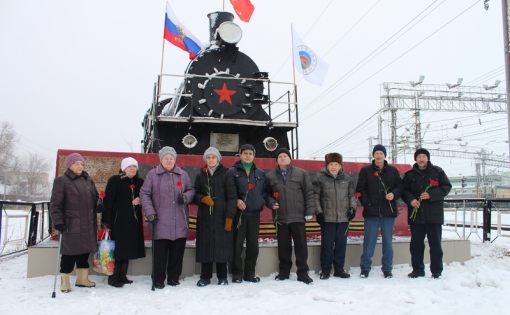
[142,11,298,158]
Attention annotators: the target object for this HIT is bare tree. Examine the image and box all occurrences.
[0,121,17,172]
[23,153,51,198]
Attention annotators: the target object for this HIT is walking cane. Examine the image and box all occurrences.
[51,233,63,298]
[151,222,155,291]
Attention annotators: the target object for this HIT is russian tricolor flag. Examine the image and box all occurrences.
[164,1,202,59]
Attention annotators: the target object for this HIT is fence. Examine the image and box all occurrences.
[0,200,51,257]
[444,198,510,243]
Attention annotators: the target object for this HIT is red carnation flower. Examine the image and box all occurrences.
[247,183,255,190]
[430,179,439,187]
[373,171,379,177]
[355,192,362,198]
[273,191,279,199]
[99,191,106,199]
[202,167,208,173]
[176,181,183,188]
[129,184,135,190]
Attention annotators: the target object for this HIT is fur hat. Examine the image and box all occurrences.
[275,147,291,160]
[372,144,387,157]
[203,147,222,162]
[414,148,430,161]
[159,146,177,161]
[121,157,138,171]
[64,153,84,169]
[239,144,256,155]
[325,152,342,165]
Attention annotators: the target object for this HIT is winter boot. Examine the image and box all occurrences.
[108,266,124,288]
[60,273,72,293]
[120,262,133,284]
[75,268,96,288]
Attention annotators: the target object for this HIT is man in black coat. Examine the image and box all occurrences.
[356,144,402,278]
[402,148,451,279]
[228,144,266,283]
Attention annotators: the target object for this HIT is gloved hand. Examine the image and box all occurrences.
[201,195,214,207]
[316,213,325,226]
[177,193,187,205]
[347,207,356,221]
[305,215,313,221]
[224,217,233,232]
[54,224,66,232]
[146,214,158,223]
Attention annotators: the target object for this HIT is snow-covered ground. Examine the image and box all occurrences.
[1,233,509,315]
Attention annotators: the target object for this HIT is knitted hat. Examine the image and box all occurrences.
[372,144,387,157]
[239,144,256,155]
[325,152,342,165]
[203,147,222,162]
[64,153,84,169]
[275,147,291,160]
[121,157,139,171]
[414,148,430,161]
[159,146,177,160]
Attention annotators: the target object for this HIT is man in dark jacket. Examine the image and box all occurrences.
[356,144,402,278]
[228,144,266,283]
[402,148,451,279]
[266,148,316,284]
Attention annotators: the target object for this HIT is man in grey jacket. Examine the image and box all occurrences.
[266,148,316,284]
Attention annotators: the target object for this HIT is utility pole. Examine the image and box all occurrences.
[502,0,510,158]
[414,92,422,150]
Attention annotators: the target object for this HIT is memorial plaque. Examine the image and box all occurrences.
[210,133,239,152]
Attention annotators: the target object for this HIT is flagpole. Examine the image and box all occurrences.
[290,24,299,159]
[158,24,166,102]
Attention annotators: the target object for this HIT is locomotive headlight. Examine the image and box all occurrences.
[217,21,242,44]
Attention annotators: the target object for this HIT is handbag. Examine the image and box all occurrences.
[93,229,115,275]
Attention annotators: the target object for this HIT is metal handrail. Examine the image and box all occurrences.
[0,200,51,257]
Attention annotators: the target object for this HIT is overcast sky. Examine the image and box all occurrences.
[0,0,506,177]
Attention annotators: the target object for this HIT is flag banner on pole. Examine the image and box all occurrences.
[164,1,203,59]
[292,28,329,86]
[230,0,255,22]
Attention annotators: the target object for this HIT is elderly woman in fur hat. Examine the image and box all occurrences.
[314,152,357,280]
[102,157,146,287]
[50,153,99,293]
[193,147,237,287]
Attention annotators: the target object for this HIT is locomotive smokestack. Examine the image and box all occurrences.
[207,11,235,43]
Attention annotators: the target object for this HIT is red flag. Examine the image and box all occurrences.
[230,0,255,22]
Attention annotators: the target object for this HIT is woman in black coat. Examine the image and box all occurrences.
[102,157,146,287]
[193,147,237,287]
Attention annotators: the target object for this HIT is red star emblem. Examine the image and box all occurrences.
[214,83,237,105]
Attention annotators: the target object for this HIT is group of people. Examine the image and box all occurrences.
[49,143,451,293]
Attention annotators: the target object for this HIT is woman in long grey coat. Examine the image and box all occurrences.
[193,147,237,287]
[140,146,194,289]
[314,153,357,280]
[50,153,98,293]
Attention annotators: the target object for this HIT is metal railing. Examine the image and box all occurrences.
[444,198,510,243]
[0,200,51,257]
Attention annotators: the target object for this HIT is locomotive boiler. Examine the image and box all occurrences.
[142,11,298,158]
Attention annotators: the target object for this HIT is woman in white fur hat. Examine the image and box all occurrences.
[102,157,146,288]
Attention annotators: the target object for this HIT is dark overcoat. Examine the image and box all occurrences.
[50,169,98,255]
[102,173,146,260]
[193,164,237,263]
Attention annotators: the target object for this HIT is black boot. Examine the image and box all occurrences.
[120,261,133,284]
[108,265,124,288]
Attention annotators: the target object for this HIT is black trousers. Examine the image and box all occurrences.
[320,222,348,274]
[200,262,228,280]
[60,253,90,273]
[152,238,186,284]
[277,222,309,277]
[232,212,260,278]
[410,223,443,274]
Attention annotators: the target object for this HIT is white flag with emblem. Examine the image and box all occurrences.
[292,26,329,86]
